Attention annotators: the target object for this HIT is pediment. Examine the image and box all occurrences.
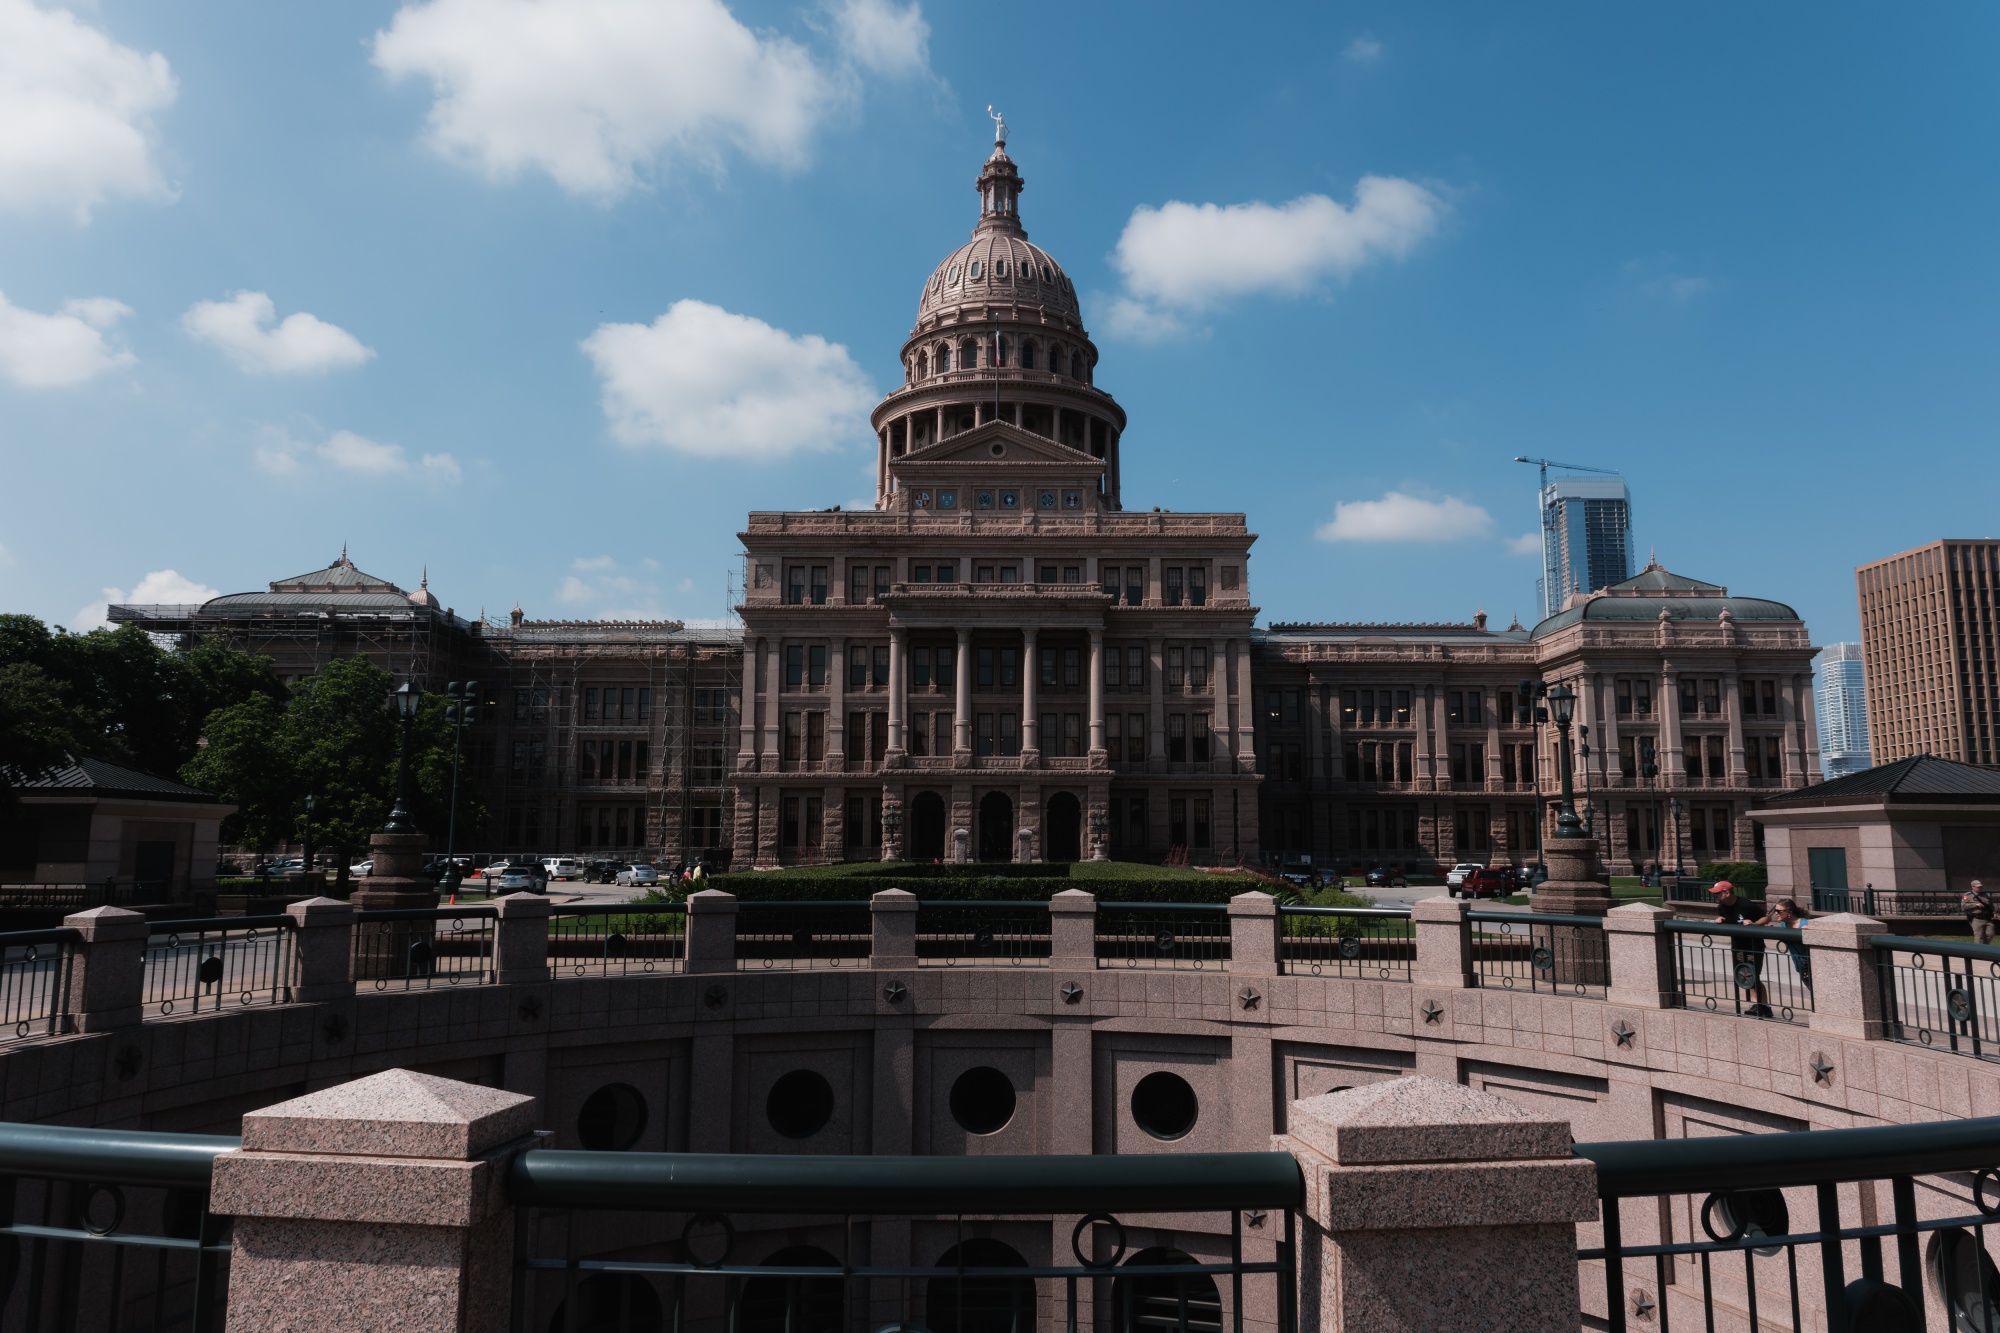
[899,420,1098,467]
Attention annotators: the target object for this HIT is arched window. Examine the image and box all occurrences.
[1021,342,1037,370]
[1071,353,1085,380]
[939,345,951,373]
[1050,344,1065,377]
[1111,1249,1222,1333]
[740,1247,843,1333]
[927,1240,1034,1333]
[917,351,929,378]
[961,340,979,368]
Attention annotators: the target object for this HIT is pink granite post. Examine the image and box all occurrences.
[1048,889,1097,969]
[870,888,919,969]
[212,1069,538,1333]
[1802,911,1889,1041]
[1280,1077,1598,1333]
[1228,891,1279,973]
[1603,903,1675,1009]
[62,905,147,1032]
[684,889,739,975]
[284,897,356,1004]
[492,892,551,985]
[1411,896,1472,989]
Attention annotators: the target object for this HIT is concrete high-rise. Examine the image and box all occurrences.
[1539,475,1634,619]
[1813,642,1872,778]
[1857,539,2000,767]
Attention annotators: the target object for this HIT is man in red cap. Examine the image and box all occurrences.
[1711,880,1773,1017]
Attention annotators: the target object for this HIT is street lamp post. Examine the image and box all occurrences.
[441,681,481,894]
[882,805,903,863]
[300,793,316,878]
[383,682,422,834]
[1088,807,1109,862]
[1670,798,1685,877]
[1546,682,1584,839]
[1578,724,1602,846]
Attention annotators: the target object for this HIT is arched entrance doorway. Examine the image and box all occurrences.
[926,1238,1035,1333]
[978,793,1014,862]
[739,1246,843,1333]
[1111,1248,1223,1333]
[1045,793,1081,862]
[909,791,947,862]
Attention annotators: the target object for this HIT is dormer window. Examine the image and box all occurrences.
[948,265,961,285]
[995,259,1008,278]
[969,260,982,279]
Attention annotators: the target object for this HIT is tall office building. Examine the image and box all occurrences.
[1814,642,1872,778]
[1857,539,2000,767]
[1539,475,1634,619]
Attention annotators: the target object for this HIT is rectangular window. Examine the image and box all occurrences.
[1282,690,1300,727]
[783,712,802,762]
[1634,678,1652,717]
[692,745,726,784]
[809,566,828,604]
[1000,712,1018,756]
[978,648,995,688]
[914,647,932,689]
[999,648,1017,686]
[913,564,932,583]
[849,647,868,690]
[851,565,869,604]
[1707,735,1726,779]
[1188,567,1206,606]
[1448,691,1464,725]
[579,742,596,782]
[1762,680,1778,717]
[1765,736,1783,780]
[614,806,630,847]
[1127,650,1144,689]
[909,712,928,756]
[935,713,952,756]
[1468,741,1484,782]
[1064,713,1083,757]
[976,713,995,756]
[874,645,890,687]
[1170,798,1189,847]
[876,566,890,599]
[1040,648,1058,687]
[1741,678,1758,718]
[1167,646,1185,688]
[1685,744,1702,779]
[1341,690,1358,728]
[936,646,955,686]
[1192,713,1210,763]
[1063,565,1080,583]
[1168,714,1188,762]
[1165,567,1184,606]
[1126,568,1143,606]
[782,797,801,849]
[528,739,545,777]
[1128,713,1146,763]
[786,567,806,605]
[1702,679,1723,717]
[1466,692,1482,726]
[1104,647,1121,688]
[808,645,827,689]
[785,646,804,689]
[1619,736,1636,778]
[1193,798,1211,848]
[976,564,996,583]
[1616,679,1631,717]
[1680,679,1699,716]
[936,560,958,582]
[871,712,887,762]
[1101,565,1119,600]
[585,686,600,721]
[638,688,652,721]
[1040,712,1057,753]
[1039,565,1058,584]
[1063,648,1080,688]
[1397,741,1413,782]
[1190,646,1207,691]
[806,712,825,762]
[847,713,866,761]
[1450,742,1468,784]
[1106,712,1121,753]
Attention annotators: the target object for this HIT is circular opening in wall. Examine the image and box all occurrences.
[576,1082,648,1151]
[766,1069,836,1140]
[1130,1071,1198,1141]
[990,442,1005,457]
[949,1066,1017,1135]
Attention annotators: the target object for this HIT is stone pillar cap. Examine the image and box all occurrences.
[240,1068,536,1160]
[686,889,739,912]
[1049,888,1097,910]
[492,891,553,918]
[1227,890,1277,916]
[1801,911,1888,941]
[285,896,355,923]
[63,904,149,940]
[1289,1076,1573,1165]
[870,888,919,908]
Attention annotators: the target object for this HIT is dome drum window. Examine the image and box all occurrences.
[948,265,962,285]
[995,260,1008,278]
[969,260,982,279]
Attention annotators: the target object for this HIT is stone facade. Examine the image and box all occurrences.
[1858,538,2000,768]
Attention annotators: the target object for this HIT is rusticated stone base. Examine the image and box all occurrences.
[1531,835,1613,918]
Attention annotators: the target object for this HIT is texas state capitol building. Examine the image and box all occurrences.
[734,128,1260,866]
[118,129,1829,873]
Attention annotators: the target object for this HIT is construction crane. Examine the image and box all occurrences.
[1513,457,1623,616]
[1512,456,1619,492]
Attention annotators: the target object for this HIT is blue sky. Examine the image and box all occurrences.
[2,1,1996,647]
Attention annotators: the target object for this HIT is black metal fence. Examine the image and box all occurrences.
[0,1121,237,1333]
[1876,934,2000,1058]
[143,918,294,1016]
[352,907,496,989]
[1276,907,1412,980]
[548,905,688,978]
[1096,904,1232,970]
[507,1148,1302,1333]
[914,901,1050,967]
[1579,1111,2000,1333]
[1469,911,1611,997]
[1814,885,1962,918]
[1667,920,1813,1023]
[0,929,77,1041]
[734,901,873,969]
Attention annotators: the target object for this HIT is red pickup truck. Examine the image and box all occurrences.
[1453,867,1519,899]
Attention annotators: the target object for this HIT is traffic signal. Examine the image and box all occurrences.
[446,680,482,726]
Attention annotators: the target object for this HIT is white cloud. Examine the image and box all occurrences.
[0,0,178,222]
[553,555,661,618]
[254,427,462,484]
[1315,491,1494,543]
[1506,532,1543,556]
[1344,35,1383,64]
[1095,294,1190,344]
[1624,256,1717,304]
[372,0,928,202]
[73,568,220,630]
[572,554,616,571]
[181,291,374,375]
[1104,177,1445,337]
[0,289,133,386]
[583,299,875,459]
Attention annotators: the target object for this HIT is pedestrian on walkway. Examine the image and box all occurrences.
[1762,897,1812,991]
[1711,881,1773,1017]
[1963,879,1995,945]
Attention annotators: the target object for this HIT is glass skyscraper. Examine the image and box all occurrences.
[1539,475,1634,619]
[1814,641,1872,779]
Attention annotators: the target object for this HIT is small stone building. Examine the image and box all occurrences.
[0,758,235,888]
[1751,754,2000,900]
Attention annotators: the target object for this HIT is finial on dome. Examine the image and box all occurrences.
[339,541,348,565]
[987,105,1006,148]
[420,565,428,589]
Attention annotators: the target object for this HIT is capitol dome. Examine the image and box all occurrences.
[914,143,1081,328]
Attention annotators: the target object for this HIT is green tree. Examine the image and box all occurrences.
[0,662,84,806]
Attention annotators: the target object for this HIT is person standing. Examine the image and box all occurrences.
[1711,880,1773,1017]
[1963,879,1995,945]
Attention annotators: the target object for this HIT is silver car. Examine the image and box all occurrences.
[495,867,536,892]
[614,864,660,887]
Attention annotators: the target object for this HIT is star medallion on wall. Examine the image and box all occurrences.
[1809,1053,1835,1086]
[1611,1021,1637,1049]
[704,984,729,1009]
[883,981,908,1004]
[1061,982,1084,1004]
[1420,1000,1444,1025]
[1238,987,1261,1010]
[516,995,541,1022]
[1632,1290,1656,1320]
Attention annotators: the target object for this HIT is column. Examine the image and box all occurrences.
[1415,686,1437,792]
[1021,627,1040,761]
[1660,668,1685,782]
[737,638,759,767]
[1484,685,1502,792]
[953,627,973,759]
[1147,637,1166,773]
[1796,674,1823,785]
[62,905,146,1032]
[1286,1079,1596,1333]
[1087,628,1106,758]
[213,1070,535,1333]
[1724,671,1748,785]
[1234,639,1256,770]
[1212,637,1232,765]
[886,627,907,755]
[829,640,847,771]
[762,639,782,762]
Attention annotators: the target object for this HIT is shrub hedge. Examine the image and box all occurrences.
[705,865,1250,904]
[1697,861,1769,894]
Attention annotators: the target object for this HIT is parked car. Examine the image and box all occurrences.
[1364,866,1407,889]
[347,859,373,876]
[614,864,660,887]
[494,866,537,893]
[542,858,585,882]
[1278,858,1316,888]
[1445,862,1485,889]
[1453,867,1518,899]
